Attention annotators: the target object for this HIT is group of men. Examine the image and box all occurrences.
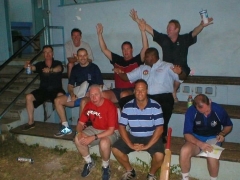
[22,9,232,180]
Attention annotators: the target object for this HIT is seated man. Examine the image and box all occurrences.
[22,45,65,131]
[115,47,181,142]
[180,94,233,180]
[74,84,119,180]
[65,28,94,78]
[112,79,165,180]
[54,48,103,137]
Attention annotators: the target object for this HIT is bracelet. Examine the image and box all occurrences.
[94,134,98,140]
[219,131,226,137]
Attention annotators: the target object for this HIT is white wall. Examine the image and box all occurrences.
[8,0,32,22]
[50,0,240,76]
[0,1,9,64]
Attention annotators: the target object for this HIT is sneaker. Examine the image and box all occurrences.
[121,169,136,180]
[81,160,95,177]
[54,125,72,137]
[102,166,110,180]
[22,122,35,131]
[146,173,157,180]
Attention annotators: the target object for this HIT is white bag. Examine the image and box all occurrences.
[73,81,89,98]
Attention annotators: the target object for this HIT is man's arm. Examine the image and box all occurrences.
[118,124,135,149]
[96,23,112,60]
[192,17,214,37]
[130,9,154,36]
[113,68,129,81]
[138,19,149,62]
[142,126,163,150]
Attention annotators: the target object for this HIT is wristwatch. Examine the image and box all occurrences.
[94,134,98,140]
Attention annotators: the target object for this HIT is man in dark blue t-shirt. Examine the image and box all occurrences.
[180,94,232,180]
[54,48,103,137]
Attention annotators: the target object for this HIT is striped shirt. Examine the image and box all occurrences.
[120,98,164,137]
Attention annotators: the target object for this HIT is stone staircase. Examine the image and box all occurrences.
[0,54,43,133]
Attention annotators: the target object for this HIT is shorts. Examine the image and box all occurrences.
[65,93,81,107]
[31,88,66,108]
[193,133,222,147]
[83,126,119,147]
[112,133,165,156]
[111,87,134,101]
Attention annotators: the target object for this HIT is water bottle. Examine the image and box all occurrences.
[26,63,32,74]
[187,95,193,108]
[17,157,34,163]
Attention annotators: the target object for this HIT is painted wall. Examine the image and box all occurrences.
[0,1,9,64]
[50,0,240,76]
[8,0,32,22]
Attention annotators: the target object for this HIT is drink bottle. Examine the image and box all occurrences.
[17,157,34,163]
[187,95,193,108]
[26,63,32,74]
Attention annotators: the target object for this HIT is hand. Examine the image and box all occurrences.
[79,136,95,146]
[138,19,146,31]
[171,65,182,75]
[96,23,103,35]
[24,61,31,68]
[113,67,124,74]
[200,142,214,153]
[129,9,139,22]
[201,17,214,27]
[42,67,51,73]
[216,134,225,143]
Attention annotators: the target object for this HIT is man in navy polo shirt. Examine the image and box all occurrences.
[54,48,103,137]
[180,94,233,180]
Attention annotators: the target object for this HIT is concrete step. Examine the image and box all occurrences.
[0,117,21,132]
[8,54,44,66]
[9,122,240,180]
[0,65,23,75]
[0,82,39,94]
[0,74,40,83]
[0,104,25,119]
[0,91,26,105]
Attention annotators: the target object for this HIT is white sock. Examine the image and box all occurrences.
[83,155,92,164]
[182,172,189,180]
[210,177,217,180]
[62,122,69,127]
[102,159,109,168]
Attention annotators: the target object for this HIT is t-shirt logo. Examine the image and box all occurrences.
[143,70,149,75]
[86,110,102,119]
[211,120,217,127]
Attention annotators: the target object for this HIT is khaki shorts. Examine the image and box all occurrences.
[83,126,119,147]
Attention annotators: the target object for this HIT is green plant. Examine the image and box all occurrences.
[53,145,67,155]
[170,164,181,175]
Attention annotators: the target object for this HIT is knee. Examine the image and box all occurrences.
[180,145,192,159]
[54,96,64,106]
[26,93,34,102]
[99,137,111,149]
[120,91,132,99]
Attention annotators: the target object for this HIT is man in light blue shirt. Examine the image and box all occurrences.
[116,47,182,142]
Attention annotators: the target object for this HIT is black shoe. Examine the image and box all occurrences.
[81,160,95,177]
[102,166,110,180]
[22,122,35,131]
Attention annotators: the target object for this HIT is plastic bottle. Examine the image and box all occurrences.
[17,157,34,163]
[26,63,32,74]
[187,95,193,108]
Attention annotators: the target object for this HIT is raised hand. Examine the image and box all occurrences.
[96,23,103,35]
[201,17,214,27]
[129,9,139,22]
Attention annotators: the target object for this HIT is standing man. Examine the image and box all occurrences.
[54,48,103,137]
[65,28,94,78]
[179,94,233,180]
[112,79,165,180]
[22,45,65,131]
[130,9,213,102]
[116,47,181,142]
[74,85,119,180]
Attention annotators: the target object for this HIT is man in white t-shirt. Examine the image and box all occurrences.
[65,28,94,78]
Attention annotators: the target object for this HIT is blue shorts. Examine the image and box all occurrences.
[65,93,81,107]
[193,133,222,146]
